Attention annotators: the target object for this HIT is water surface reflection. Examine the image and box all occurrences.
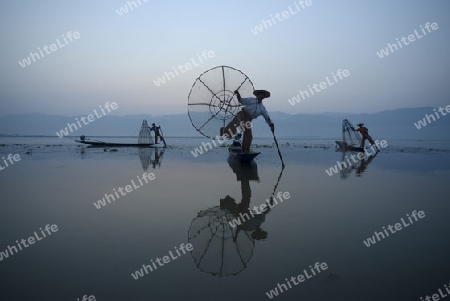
[188,158,284,277]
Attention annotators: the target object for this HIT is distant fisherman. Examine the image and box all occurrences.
[220,89,274,154]
[352,123,379,151]
[150,123,166,146]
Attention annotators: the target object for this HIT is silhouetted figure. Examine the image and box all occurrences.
[352,123,378,150]
[138,148,165,172]
[221,90,274,154]
[150,123,166,146]
[356,154,377,177]
[339,150,359,180]
[338,150,377,179]
[152,148,164,169]
[220,179,270,242]
[188,159,284,277]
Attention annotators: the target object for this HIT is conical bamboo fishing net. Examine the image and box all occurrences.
[342,119,362,148]
[188,66,255,139]
[138,120,154,144]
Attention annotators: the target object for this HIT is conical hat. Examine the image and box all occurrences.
[253,90,270,99]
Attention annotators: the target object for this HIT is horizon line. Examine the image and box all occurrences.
[0,106,439,118]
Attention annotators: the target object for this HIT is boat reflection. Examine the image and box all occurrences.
[355,153,377,177]
[187,159,284,277]
[79,146,86,159]
[77,144,165,171]
[139,147,165,172]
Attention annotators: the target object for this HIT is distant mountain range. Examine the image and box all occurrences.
[0,107,449,140]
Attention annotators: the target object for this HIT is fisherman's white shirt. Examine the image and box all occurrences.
[240,97,272,126]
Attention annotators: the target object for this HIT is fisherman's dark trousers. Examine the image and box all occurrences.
[222,109,253,153]
[154,132,164,144]
[361,133,375,148]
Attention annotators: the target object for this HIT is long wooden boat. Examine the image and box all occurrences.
[335,141,364,152]
[75,139,161,148]
[228,141,260,163]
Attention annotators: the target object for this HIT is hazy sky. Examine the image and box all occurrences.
[1,0,449,116]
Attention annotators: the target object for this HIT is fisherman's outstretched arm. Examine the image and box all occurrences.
[261,108,275,131]
[234,90,242,102]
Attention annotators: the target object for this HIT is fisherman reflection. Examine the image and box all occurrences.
[339,150,359,179]
[188,159,284,277]
[339,150,377,179]
[356,153,376,177]
[138,147,165,172]
[224,157,284,242]
[220,193,272,243]
[152,148,164,169]
[220,161,273,242]
[79,147,86,159]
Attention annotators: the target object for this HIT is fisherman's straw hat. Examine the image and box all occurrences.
[253,90,270,99]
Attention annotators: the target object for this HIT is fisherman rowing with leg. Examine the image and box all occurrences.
[150,123,166,147]
[220,89,274,154]
[352,123,379,152]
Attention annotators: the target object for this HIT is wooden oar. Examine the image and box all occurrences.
[158,123,167,147]
[272,129,285,168]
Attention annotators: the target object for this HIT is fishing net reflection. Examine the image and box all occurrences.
[188,206,255,277]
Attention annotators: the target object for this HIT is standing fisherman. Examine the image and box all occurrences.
[353,123,379,151]
[220,90,274,154]
[150,123,166,147]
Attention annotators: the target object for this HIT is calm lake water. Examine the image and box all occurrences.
[1,137,450,301]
